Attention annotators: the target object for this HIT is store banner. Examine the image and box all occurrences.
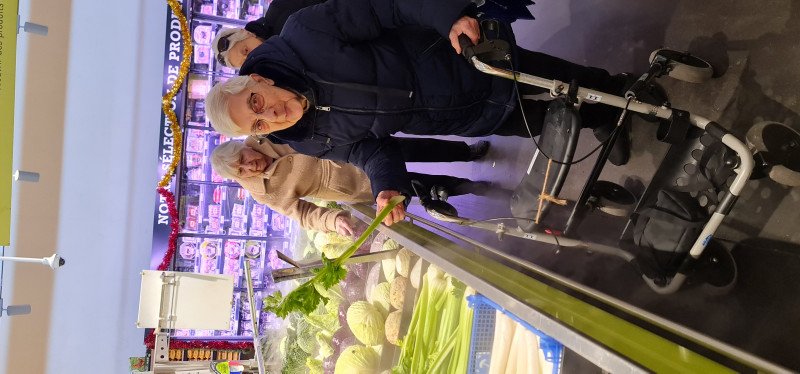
[0,0,18,245]
[150,0,186,269]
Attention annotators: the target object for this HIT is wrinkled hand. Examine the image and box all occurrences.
[376,190,406,226]
[449,15,480,54]
[334,215,354,237]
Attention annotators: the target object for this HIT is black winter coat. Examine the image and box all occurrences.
[239,0,517,198]
[244,0,326,39]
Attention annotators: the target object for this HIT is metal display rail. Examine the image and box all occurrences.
[348,204,790,374]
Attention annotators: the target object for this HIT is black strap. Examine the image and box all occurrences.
[636,207,707,227]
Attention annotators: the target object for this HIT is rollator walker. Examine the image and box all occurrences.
[413,21,799,295]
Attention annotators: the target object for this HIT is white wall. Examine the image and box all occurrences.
[44,0,165,372]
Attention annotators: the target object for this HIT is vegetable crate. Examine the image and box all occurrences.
[466,294,563,374]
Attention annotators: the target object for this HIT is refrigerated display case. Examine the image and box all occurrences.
[151,0,294,346]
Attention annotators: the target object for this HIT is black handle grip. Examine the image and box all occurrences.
[458,34,476,60]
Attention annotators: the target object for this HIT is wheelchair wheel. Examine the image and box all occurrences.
[591,181,635,217]
[649,49,714,83]
[695,239,738,295]
[746,121,800,186]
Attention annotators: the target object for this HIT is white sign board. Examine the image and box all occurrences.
[137,271,234,330]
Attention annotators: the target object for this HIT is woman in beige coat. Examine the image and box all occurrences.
[210,137,489,235]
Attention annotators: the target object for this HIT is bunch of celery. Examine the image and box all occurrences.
[392,266,475,374]
[264,196,404,318]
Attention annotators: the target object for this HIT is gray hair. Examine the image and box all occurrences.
[210,141,248,180]
[212,28,253,68]
[206,75,256,137]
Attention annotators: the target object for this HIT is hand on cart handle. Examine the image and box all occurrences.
[376,190,406,226]
[450,15,480,54]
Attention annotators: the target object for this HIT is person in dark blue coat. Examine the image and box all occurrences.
[205,0,629,225]
[213,0,327,69]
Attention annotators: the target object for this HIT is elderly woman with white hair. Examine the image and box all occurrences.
[211,137,491,235]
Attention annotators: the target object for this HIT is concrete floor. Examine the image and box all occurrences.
[404,0,800,371]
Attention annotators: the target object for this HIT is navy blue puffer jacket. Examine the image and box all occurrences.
[239,0,517,197]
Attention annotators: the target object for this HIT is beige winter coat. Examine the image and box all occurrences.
[234,137,373,232]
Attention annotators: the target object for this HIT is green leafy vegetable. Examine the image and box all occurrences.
[391,268,472,374]
[306,310,340,335]
[316,331,334,358]
[264,196,405,318]
[314,231,354,259]
[296,317,319,354]
[281,341,311,374]
[307,357,324,374]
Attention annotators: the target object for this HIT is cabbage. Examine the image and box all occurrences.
[332,328,356,354]
[316,331,334,358]
[383,238,400,251]
[334,345,380,374]
[395,248,413,277]
[409,258,423,289]
[382,258,396,283]
[306,311,340,335]
[296,317,319,355]
[307,357,324,374]
[364,265,382,302]
[306,230,318,242]
[370,282,392,317]
[323,293,342,318]
[340,271,366,303]
[279,336,288,355]
[346,301,386,346]
[303,244,317,258]
[314,232,355,259]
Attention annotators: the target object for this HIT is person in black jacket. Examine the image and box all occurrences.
[212,0,491,164]
[205,0,630,225]
[213,0,326,68]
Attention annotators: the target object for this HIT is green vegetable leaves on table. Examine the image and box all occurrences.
[264,196,405,318]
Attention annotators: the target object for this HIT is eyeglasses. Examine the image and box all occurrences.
[216,34,232,66]
[249,92,267,135]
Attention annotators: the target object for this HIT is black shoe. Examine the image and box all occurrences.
[430,185,450,202]
[467,141,490,161]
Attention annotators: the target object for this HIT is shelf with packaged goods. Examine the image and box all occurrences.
[190,0,267,23]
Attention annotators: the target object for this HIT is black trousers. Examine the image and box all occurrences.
[395,137,472,162]
[494,47,627,137]
[394,137,476,195]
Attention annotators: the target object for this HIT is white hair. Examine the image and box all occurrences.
[210,141,248,180]
[211,28,252,68]
[206,75,257,137]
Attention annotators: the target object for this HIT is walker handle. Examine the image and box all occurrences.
[458,34,477,60]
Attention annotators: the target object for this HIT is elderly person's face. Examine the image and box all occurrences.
[226,33,263,68]
[237,146,273,178]
[229,74,309,136]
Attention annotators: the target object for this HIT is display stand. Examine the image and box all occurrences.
[242,261,265,374]
[137,270,270,374]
